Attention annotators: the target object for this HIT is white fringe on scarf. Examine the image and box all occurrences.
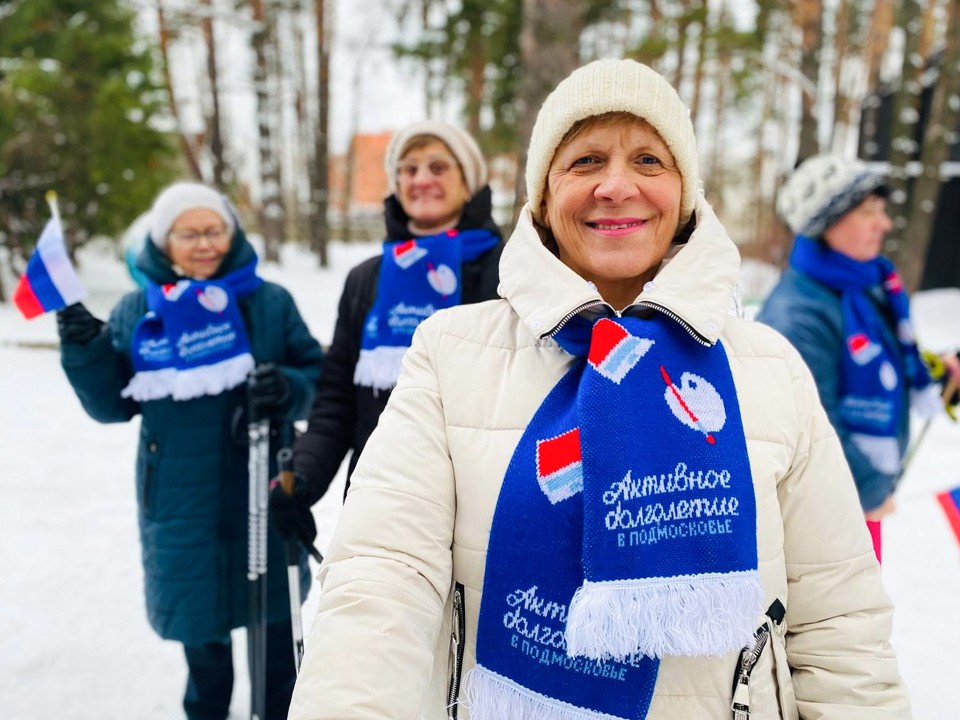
[462,665,627,720]
[849,433,901,475]
[121,353,254,402]
[912,383,945,420]
[353,346,408,391]
[564,571,764,660]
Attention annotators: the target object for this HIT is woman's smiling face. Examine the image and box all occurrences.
[396,139,469,234]
[542,115,682,310]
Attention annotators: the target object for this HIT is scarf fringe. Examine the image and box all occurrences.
[911,384,943,420]
[462,665,627,720]
[849,433,901,475]
[122,353,254,402]
[354,346,409,390]
[565,572,764,660]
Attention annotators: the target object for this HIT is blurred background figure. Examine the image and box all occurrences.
[269,120,504,545]
[56,182,323,720]
[758,155,960,562]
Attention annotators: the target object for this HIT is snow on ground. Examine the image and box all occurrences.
[1,242,959,718]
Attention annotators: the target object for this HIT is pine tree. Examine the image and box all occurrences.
[0,0,178,260]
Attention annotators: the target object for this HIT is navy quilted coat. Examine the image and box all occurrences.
[60,231,324,645]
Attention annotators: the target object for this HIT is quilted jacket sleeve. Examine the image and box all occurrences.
[260,282,324,423]
[289,314,455,720]
[777,343,910,719]
[60,293,141,424]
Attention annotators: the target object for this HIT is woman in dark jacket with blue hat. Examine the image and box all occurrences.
[56,182,324,720]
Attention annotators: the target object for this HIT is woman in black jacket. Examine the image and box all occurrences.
[271,121,504,540]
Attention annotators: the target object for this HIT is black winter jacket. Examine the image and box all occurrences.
[293,186,504,500]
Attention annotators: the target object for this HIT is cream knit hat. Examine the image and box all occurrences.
[526,58,700,228]
[776,155,887,238]
[149,182,235,249]
[385,120,488,196]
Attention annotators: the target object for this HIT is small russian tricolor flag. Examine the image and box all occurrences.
[536,428,583,504]
[936,487,960,546]
[13,206,86,319]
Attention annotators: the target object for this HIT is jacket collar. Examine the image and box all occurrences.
[498,196,741,345]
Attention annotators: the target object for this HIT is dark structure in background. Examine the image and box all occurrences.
[859,54,960,290]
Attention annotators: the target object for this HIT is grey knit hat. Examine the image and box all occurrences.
[385,120,488,196]
[149,182,235,248]
[526,58,700,228]
[776,155,887,238]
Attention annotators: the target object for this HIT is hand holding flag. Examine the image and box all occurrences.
[13,191,87,319]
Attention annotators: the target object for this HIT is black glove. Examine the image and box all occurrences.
[56,303,104,345]
[248,363,291,416]
[269,473,317,546]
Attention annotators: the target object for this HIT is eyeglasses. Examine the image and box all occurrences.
[168,226,229,245]
[397,159,455,182]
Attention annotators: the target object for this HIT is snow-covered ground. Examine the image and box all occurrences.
[2,241,959,719]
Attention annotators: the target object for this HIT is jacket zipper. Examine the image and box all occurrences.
[447,582,466,720]
[544,299,711,347]
[731,624,770,720]
[635,300,712,346]
[730,600,786,720]
[544,300,609,337]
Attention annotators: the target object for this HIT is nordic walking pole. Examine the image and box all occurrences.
[247,386,269,720]
[276,425,306,673]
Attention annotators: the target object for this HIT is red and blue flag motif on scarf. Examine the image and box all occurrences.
[13,212,86,319]
[936,487,960,546]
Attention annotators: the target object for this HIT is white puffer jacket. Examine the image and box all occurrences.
[290,200,910,720]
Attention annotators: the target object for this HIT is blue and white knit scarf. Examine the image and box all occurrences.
[353,228,499,390]
[121,259,262,402]
[465,315,763,720]
[790,235,939,475]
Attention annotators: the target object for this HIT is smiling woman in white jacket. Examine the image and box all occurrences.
[289,59,910,720]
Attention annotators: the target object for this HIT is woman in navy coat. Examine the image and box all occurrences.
[56,182,324,720]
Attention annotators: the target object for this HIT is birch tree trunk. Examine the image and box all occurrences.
[796,0,824,160]
[705,0,728,215]
[864,0,894,91]
[251,0,285,261]
[200,0,226,190]
[688,0,709,127]
[312,0,330,266]
[157,0,204,181]
[672,0,694,91]
[900,0,960,291]
[885,0,925,263]
[512,0,583,220]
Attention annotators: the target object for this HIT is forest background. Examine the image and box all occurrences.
[1,0,959,301]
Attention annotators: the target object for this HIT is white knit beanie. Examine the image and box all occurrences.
[525,58,700,228]
[385,120,488,197]
[149,182,235,249]
[776,155,887,238]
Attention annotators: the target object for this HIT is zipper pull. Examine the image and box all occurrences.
[452,590,462,648]
[731,672,750,719]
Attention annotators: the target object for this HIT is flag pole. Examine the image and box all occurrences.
[45,190,61,225]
